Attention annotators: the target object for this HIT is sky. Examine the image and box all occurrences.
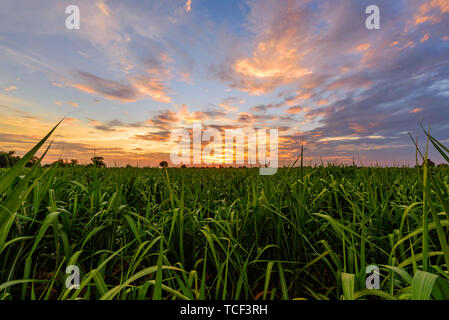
[0,0,448,167]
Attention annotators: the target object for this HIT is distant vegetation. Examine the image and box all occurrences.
[0,151,106,168]
[2,149,448,170]
[159,161,168,168]
[0,151,37,168]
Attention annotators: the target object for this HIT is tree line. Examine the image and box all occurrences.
[0,151,106,168]
[2,150,448,169]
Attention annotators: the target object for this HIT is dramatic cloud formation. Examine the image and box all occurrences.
[214,0,449,165]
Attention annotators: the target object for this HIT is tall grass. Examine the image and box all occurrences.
[0,125,448,300]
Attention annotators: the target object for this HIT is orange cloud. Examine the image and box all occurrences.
[349,122,379,134]
[415,0,449,25]
[285,91,312,106]
[88,119,102,126]
[318,100,328,106]
[96,0,111,16]
[285,106,305,114]
[55,101,78,108]
[64,117,79,125]
[318,135,384,143]
[63,69,172,104]
[69,83,105,96]
[185,0,192,13]
[421,33,430,43]
[178,104,211,123]
[131,76,172,103]
[402,41,417,50]
[4,85,18,92]
[218,103,238,113]
[229,26,311,95]
[179,72,193,84]
[356,43,371,52]
[340,67,351,74]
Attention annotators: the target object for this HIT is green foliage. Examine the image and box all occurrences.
[0,151,20,168]
[0,151,38,168]
[0,124,449,300]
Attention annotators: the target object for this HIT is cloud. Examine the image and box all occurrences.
[177,104,213,123]
[185,0,192,13]
[410,107,423,113]
[318,136,385,143]
[211,0,449,164]
[285,106,306,114]
[218,103,238,113]
[96,0,111,16]
[0,133,40,144]
[214,1,313,95]
[134,130,171,142]
[0,104,39,120]
[66,69,172,103]
[414,0,449,25]
[90,119,145,132]
[0,0,196,106]
[3,85,17,92]
[131,74,172,103]
[147,110,179,129]
[55,101,78,108]
[68,71,137,102]
[64,117,79,126]
[421,33,430,42]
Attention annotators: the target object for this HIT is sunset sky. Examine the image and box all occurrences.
[0,0,449,166]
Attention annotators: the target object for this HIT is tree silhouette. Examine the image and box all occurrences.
[421,159,436,168]
[91,156,106,168]
[159,161,168,168]
[0,151,40,168]
[0,151,20,168]
[25,156,39,168]
[51,159,66,167]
